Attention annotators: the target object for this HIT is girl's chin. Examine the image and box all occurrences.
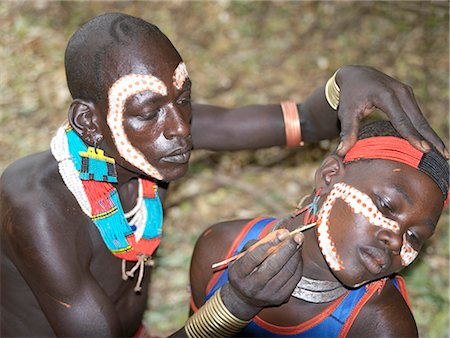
[331,270,370,289]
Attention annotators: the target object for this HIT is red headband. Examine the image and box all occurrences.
[343,136,449,208]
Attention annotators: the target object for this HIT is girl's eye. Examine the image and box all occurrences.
[406,229,419,241]
[378,196,393,214]
[405,229,421,248]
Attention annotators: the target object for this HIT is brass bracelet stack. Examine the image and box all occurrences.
[281,100,304,147]
[325,70,340,110]
[185,288,251,338]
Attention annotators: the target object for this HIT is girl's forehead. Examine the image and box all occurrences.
[344,160,443,219]
[346,159,432,187]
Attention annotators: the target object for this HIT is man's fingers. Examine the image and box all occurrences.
[262,245,303,295]
[375,91,427,152]
[397,88,449,158]
[252,232,303,280]
[335,108,359,156]
[233,230,290,276]
[241,239,258,252]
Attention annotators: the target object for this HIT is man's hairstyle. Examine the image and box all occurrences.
[344,120,449,202]
[64,13,171,105]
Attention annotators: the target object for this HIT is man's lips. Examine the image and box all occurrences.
[160,147,192,164]
[358,246,390,275]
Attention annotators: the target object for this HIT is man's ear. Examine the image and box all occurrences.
[314,155,346,195]
[68,99,103,146]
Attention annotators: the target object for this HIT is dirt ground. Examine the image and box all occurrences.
[1,1,448,337]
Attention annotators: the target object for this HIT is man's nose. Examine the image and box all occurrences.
[376,229,403,255]
[163,103,190,139]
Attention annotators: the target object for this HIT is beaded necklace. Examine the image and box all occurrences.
[51,125,163,291]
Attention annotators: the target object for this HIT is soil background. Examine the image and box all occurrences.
[1,1,448,337]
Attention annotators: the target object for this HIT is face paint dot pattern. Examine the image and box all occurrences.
[317,197,345,272]
[107,73,169,180]
[173,62,189,90]
[336,184,400,234]
[400,233,418,266]
[317,182,418,272]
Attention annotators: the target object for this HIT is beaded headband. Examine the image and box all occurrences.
[343,136,449,207]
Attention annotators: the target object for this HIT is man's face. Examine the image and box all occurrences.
[102,41,193,182]
[316,159,443,287]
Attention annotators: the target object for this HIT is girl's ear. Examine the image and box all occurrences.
[68,99,103,146]
[314,155,346,195]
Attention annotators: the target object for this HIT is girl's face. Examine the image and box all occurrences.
[316,159,443,287]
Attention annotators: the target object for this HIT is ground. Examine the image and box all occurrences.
[1,2,448,337]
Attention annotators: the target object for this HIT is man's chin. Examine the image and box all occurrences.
[156,163,189,182]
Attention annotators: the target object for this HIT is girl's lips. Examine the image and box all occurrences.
[358,246,389,275]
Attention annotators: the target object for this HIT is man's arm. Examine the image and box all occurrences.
[191,65,448,157]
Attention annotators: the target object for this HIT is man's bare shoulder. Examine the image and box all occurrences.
[348,278,418,337]
[1,151,66,218]
[1,151,89,258]
[1,150,60,197]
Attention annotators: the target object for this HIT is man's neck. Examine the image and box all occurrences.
[114,165,143,213]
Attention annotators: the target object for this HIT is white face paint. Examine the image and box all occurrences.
[106,63,189,180]
[317,182,418,271]
[173,62,189,90]
[399,233,418,266]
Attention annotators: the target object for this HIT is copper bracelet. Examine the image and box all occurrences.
[281,100,303,147]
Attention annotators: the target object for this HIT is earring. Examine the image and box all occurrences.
[93,135,103,154]
[295,188,321,224]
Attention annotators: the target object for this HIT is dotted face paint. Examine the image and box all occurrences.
[400,233,418,266]
[317,182,418,271]
[107,73,168,180]
[173,62,189,90]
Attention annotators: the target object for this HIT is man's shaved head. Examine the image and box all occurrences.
[65,12,181,107]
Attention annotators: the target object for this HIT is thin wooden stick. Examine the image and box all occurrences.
[211,222,316,269]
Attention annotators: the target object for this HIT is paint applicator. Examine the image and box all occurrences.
[211,222,316,270]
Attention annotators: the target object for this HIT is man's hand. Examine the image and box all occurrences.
[335,65,448,158]
[220,229,304,320]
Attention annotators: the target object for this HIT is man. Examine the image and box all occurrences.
[0,13,446,337]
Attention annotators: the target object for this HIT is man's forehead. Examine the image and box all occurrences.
[110,62,189,95]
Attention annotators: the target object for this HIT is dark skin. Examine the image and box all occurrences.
[0,14,447,337]
[190,157,443,337]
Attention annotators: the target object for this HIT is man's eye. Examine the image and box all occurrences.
[139,109,159,120]
[177,94,191,106]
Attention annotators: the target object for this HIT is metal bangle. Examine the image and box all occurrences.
[325,70,340,110]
